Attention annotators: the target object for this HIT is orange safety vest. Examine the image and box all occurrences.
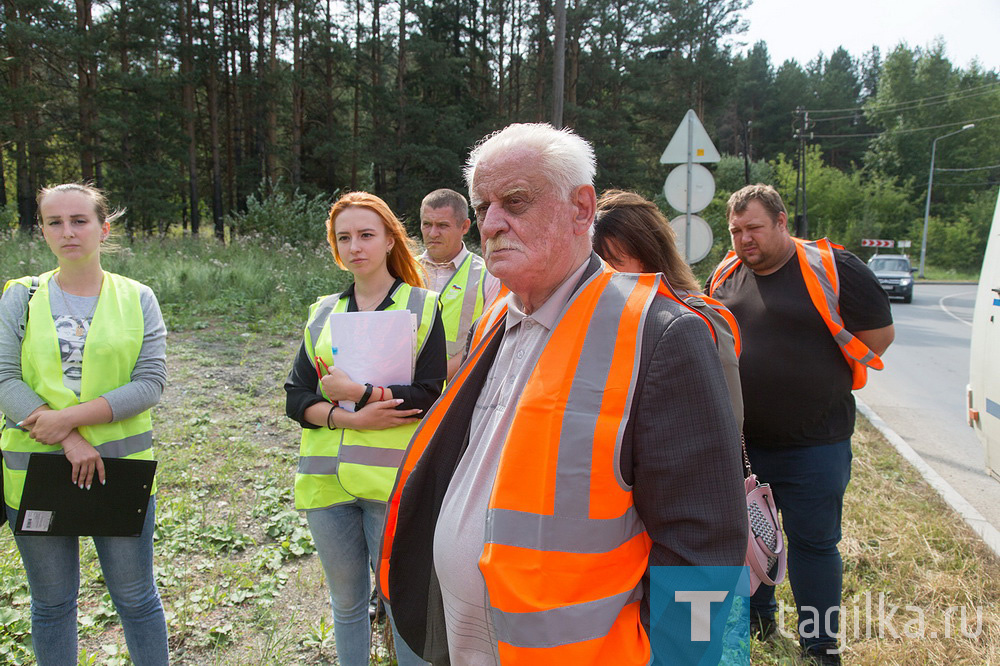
[381,266,717,664]
[471,278,721,354]
[708,237,882,389]
[469,283,510,350]
[686,291,741,357]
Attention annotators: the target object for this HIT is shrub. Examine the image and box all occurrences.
[0,203,17,231]
[227,183,334,244]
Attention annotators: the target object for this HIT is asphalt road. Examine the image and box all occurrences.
[856,282,1000,530]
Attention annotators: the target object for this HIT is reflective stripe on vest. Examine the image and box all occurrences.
[708,239,883,389]
[438,253,487,358]
[682,292,742,358]
[794,238,883,388]
[1,431,152,471]
[479,269,655,662]
[294,282,438,509]
[379,305,506,600]
[469,285,509,351]
[708,252,741,295]
[1,271,154,509]
[380,268,714,662]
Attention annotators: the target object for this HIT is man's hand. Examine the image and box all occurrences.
[61,430,105,489]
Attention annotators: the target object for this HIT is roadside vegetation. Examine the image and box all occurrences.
[1,234,996,664]
[919,267,983,282]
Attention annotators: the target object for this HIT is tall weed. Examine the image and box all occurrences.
[0,231,353,330]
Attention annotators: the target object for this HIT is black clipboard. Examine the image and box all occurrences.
[14,453,157,537]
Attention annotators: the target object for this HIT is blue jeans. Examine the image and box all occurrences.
[5,496,168,666]
[746,440,852,650]
[307,500,427,666]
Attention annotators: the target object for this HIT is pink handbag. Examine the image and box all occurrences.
[739,439,786,596]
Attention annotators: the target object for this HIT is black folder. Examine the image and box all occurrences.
[14,453,157,537]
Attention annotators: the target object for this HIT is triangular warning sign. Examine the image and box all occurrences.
[660,109,721,164]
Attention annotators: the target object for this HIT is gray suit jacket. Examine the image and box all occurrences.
[384,254,747,663]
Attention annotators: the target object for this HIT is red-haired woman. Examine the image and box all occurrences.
[284,192,443,665]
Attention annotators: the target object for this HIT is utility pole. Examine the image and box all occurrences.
[551,0,566,129]
[792,107,812,238]
[801,111,808,238]
[742,120,752,185]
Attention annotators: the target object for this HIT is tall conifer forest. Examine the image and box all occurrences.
[2,0,998,268]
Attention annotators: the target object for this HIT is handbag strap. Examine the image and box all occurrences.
[741,433,753,479]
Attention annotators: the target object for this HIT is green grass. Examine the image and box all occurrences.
[746,418,999,665]
[0,231,352,332]
[1,234,997,664]
[918,266,981,282]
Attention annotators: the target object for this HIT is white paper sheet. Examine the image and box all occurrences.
[327,310,416,411]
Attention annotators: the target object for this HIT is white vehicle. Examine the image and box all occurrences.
[968,189,1000,482]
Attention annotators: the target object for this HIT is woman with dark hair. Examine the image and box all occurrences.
[284,191,444,666]
[594,189,743,425]
[1,183,169,665]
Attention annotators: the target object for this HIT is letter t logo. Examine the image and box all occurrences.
[675,590,729,641]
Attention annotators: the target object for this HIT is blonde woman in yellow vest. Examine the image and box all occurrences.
[284,191,445,666]
[0,183,168,665]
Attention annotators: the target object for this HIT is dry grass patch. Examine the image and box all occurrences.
[749,417,999,664]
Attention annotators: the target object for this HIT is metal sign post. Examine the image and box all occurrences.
[661,109,721,264]
[686,112,694,261]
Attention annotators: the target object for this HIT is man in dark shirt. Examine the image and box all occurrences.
[708,184,894,665]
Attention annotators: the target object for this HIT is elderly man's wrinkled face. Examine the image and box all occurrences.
[471,150,584,301]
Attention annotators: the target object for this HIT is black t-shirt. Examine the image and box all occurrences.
[711,248,892,448]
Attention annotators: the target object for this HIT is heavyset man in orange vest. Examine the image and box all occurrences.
[708,184,895,666]
[379,122,748,664]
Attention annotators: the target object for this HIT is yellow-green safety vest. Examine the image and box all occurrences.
[295,282,438,510]
[438,253,487,358]
[1,270,155,509]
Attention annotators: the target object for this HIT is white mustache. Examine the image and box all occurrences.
[485,236,523,255]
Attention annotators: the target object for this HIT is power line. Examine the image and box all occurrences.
[802,81,1000,115]
[936,163,1000,172]
[809,86,1000,123]
[804,113,1000,139]
[933,182,999,187]
[868,86,1000,116]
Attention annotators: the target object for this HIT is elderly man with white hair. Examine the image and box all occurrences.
[379,123,747,664]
